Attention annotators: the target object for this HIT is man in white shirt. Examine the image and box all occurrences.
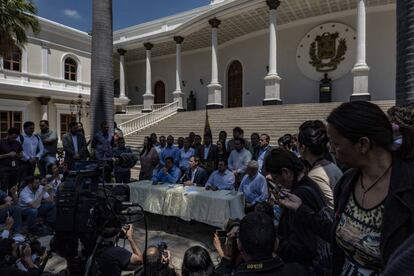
[19,121,44,185]
[228,138,252,188]
[238,160,268,211]
[19,176,55,232]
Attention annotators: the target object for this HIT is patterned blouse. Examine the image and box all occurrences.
[336,191,385,273]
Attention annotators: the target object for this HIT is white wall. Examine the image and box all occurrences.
[125,8,396,108]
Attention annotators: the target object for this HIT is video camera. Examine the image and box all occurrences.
[52,161,142,272]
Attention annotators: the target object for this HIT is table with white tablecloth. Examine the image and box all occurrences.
[129,181,245,228]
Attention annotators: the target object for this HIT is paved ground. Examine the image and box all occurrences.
[42,213,221,275]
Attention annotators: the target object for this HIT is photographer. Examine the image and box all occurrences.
[215,212,308,275]
[136,244,176,276]
[0,187,23,234]
[97,223,143,276]
[0,238,39,276]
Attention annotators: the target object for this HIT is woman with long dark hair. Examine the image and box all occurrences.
[216,140,228,166]
[139,136,159,180]
[298,120,343,209]
[279,101,414,275]
[265,148,326,270]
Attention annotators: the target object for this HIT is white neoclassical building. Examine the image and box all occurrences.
[0,0,397,138]
[113,0,395,111]
[0,17,129,141]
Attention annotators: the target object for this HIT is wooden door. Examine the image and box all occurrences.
[154,81,166,104]
[227,61,243,108]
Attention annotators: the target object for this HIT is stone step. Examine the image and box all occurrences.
[122,100,395,148]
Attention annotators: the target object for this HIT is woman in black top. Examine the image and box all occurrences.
[265,148,326,269]
[216,140,228,164]
[278,101,414,275]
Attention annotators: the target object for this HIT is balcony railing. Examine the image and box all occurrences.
[119,101,179,136]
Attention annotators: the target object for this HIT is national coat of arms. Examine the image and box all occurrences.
[309,32,347,72]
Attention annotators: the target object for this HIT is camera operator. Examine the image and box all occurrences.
[97,223,143,276]
[0,238,39,276]
[136,244,176,276]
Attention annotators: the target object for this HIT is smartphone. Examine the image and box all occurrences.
[216,230,227,247]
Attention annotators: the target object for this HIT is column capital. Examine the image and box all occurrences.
[117,48,127,56]
[38,97,51,106]
[209,18,221,28]
[174,36,185,44]
[144,42,154,50]
[266,0,281,10]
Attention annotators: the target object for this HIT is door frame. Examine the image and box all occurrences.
[153,79,167,104]
[225,59,244,108]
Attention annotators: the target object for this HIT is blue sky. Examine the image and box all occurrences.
[32,0,210,32]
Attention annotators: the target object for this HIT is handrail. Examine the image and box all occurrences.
[125,105,144,114]
[151,103,168,110]
[119,101,179,136]
[125,103,167,114]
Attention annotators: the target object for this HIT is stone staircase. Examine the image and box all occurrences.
[122,100,395,153]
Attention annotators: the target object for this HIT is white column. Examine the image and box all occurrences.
[21,48,28,82]
[263,0,282,105]
[143,43,154,112]
[351,0,370,101]
[206,18,223,109]
[0,57,4,79]
[173,36,185,111]
[41,45,50,86]
[38,98,50,120]
[117,48,127,98]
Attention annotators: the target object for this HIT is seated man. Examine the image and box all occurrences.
[182,156,209,187]
[19,176,56,233]
[0,237,40,276]
[238,160,268,210]
[205,160,235,191]
[152,157,181,184]
[0,187,22,234]
[216,212,308,275]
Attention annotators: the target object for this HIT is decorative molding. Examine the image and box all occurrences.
[209,17,221,28]
[174,36,185,44]
[117,48,127,56]
[60,53,82,82]
[144,43,154,50]
[266,0,281,10]
[38,97,51,105]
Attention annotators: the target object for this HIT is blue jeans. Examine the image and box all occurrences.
[0,205,22,232]
[39,155,57,177]
[22,202,56,230]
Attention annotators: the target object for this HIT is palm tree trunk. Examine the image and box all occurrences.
[396,0,414,105]
[90,0,114,135]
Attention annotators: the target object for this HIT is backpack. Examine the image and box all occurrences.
[300,185,333,276]
[19,134,42,155]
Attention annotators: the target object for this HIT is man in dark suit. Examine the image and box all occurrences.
[197,134,218,175]
[62,121,88,169]
[182,156,209,187]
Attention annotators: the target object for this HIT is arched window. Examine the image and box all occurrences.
[64,57,77,81]
[3,47,21,72]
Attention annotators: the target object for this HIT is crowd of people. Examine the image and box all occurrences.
[0,120,138,275]
[1,100,414,276]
